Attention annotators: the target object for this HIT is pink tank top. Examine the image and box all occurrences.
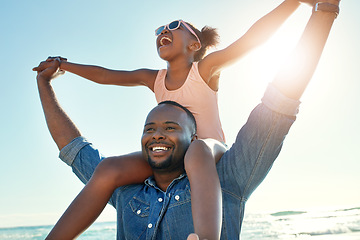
[154,62,225,142]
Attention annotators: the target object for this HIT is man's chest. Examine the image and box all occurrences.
[117,181,194,240]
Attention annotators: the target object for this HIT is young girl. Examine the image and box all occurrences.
[38,0,316,239]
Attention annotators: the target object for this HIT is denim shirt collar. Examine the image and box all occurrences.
[144,173,187,192]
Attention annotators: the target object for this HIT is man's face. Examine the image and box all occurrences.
[141,104,195,173]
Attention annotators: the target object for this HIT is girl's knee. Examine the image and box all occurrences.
[184,139,213,170]
[94,153,152,187]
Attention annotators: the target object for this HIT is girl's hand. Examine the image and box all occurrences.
[187,234,199,240]
[187,233,209,240]
[47,56,67,73]
[33,59,64,82]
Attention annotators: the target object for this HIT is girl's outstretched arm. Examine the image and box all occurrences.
[272,0,340,100]
[200,0,303,79]
[34,57,158,91]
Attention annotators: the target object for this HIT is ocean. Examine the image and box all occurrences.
[1,206,359,239]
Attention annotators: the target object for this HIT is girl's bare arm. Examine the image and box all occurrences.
[34,58,158,91]
[272,0,339,100]
[199,0,302,80]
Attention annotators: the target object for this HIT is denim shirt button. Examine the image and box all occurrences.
[148,223,153,229]
[158,197,163,203]
[136,210,141,215]
[175,195,180,201]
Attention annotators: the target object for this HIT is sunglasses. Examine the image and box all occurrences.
[155,20,201,47]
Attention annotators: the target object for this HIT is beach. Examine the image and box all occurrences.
[1,206,359,239]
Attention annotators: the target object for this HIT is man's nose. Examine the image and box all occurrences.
[152,129,165,140]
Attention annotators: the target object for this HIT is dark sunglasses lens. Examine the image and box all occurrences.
[168,20,180,30]
[155,26,165,36]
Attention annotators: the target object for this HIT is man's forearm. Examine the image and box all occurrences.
[37,78,81,150]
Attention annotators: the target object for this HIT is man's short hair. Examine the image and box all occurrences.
[158,101,197,135]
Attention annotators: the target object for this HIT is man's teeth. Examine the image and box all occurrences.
[152,146,169,152]
[160,36,172,46]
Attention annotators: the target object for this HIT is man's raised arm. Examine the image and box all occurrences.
[34,59,81,150]
[219,0,341,203]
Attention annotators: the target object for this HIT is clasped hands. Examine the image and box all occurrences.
[33,56,67,81]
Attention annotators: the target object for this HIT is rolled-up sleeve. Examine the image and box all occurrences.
[59,136,105,184]
[218,84,300,200]
[261,83,300,117]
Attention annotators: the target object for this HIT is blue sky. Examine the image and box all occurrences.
[1,0,359,228]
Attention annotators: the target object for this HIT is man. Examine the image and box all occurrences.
[34,1,340,239]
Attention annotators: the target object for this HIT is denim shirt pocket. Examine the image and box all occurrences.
[123,197,150,239]
[129,197,150,217]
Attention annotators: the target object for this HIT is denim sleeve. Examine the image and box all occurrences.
[59,136,105,185]
[218,84,300,200]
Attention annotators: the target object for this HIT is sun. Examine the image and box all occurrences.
[255,28,304,85]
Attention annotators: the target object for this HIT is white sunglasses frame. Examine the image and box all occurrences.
[155,20,201,47]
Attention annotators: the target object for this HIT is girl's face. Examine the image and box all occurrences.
[155,22,199,61]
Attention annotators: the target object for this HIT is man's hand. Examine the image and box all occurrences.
[46,56,68,62]
[33,59,64,82]
[298,0,340,6]
[46,56,68,73]
[298,0,316,6]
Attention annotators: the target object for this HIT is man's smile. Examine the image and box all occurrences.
[147,143,173,157]
[151,146,170,152]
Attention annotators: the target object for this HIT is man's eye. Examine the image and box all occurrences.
[166,126,175,130]
[145,128,155,132]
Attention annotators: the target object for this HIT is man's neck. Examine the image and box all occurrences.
[153,170,185,192]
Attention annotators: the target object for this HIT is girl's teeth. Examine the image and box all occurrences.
[160,37,172,46]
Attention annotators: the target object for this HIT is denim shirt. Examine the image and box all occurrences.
[59,84,300,239]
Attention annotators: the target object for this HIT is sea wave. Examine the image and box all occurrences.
[241,205,360,239]
[270,210,307,217]
[1,206,359,239]
[336,206,360,212]
[300,226,357,236]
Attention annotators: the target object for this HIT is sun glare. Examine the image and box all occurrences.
[255,30,302,84]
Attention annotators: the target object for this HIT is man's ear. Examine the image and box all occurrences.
[191,134,198,142]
